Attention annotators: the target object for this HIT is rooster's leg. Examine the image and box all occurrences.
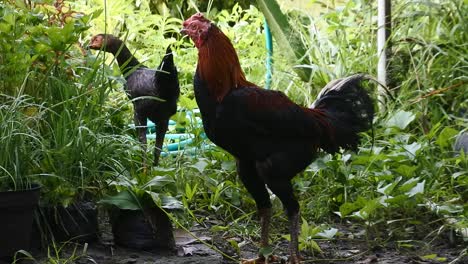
[153,119,168,166]
[237,159,274,264]
[288,211,301,264]
[267,180,302,264]
[259,207,271,248]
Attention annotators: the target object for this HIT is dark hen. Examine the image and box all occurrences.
[89,34,179,166]
[182,13,378,264]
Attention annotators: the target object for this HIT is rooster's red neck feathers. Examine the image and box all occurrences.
[184,14,258,102]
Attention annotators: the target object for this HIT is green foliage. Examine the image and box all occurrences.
[13,241,94,264]
[0,95,45,190]
[283,219,338,253]
[256,0,311,82]
[1,0,467,258]
[0,1,144,205]
[100,167,182,210]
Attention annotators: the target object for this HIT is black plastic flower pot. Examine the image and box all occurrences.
[32,201,98,248]
[110,207,175,251]
[0,184,41,259]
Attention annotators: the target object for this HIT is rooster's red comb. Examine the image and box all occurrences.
[183,12,211,26]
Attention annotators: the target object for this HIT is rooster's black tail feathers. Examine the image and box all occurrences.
[154,45,179,99]
[155,45,178,81]
[311,74,376,153]
[155,45,177,81]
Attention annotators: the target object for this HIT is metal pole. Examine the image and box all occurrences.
[377,0,391,107]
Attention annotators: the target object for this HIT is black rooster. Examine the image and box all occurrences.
[89,34,180,166]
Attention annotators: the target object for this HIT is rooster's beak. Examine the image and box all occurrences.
[180,28,188,36]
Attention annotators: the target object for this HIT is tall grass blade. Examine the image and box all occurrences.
[256,0,311,82]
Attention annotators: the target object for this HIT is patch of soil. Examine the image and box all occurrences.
[19,214,467,264]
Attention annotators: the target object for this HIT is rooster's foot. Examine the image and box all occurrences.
[288,254,303,264]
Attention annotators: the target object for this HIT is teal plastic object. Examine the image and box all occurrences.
[264,17,273,89]
[161,143,214,157]
[146,133,194,151]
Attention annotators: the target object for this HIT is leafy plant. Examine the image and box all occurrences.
[256,0,311,82]
[0,95,45,191]
[13,242,95,264]
[100,167,182,211]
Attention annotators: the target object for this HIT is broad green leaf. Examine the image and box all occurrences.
[178,95,198,110]
[377,177,401,195]
[228,239,240,253]
[403,142,422,158]
[432,204,463,214]
[221,160,236,171]
[191,159,208,173]
[385,110,415,130]
[256,0,311,82]
[406,180,425,197]
[300,218,312,235]
[0,22,12,33]
[436,127,458,148]
[149,192,183,209]
[3,13,16,25]
[99,190,141,210]
[421,254,446,261]
[141,175,174,189]
[395,165,418,178]
[385,194,409,205]
[398,178,419,193]
[211,225,229,232]
[358,198,382,219]
[259,246,274,257]
[316,228,338,239]
[339,196,367,217]
[308,240,323,253]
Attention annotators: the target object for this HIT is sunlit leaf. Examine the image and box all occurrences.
[141,175,174,189]
[191,159,209,173]
[398,178,419,193]
[395,165,418,178]
[406,180,425,197]
[403,142,422,158]
[148,192,182,209]
[316,228,338,239]
[358,198,382,219]
[339,196,367,217]
[385,110,415,130]
[436,127,458,148]
[377,177,401,195]
[99,190,141,210]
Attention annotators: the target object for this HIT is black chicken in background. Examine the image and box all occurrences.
[89,34,179,166]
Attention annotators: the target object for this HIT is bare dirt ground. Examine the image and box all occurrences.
[20,217,467,264]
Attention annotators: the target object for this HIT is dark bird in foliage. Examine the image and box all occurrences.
[89,34,180,166]
[182,13,376,264]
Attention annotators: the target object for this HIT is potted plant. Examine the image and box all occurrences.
[32,124,134,246]
[100,166,182,250]
[0,95,43,259]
